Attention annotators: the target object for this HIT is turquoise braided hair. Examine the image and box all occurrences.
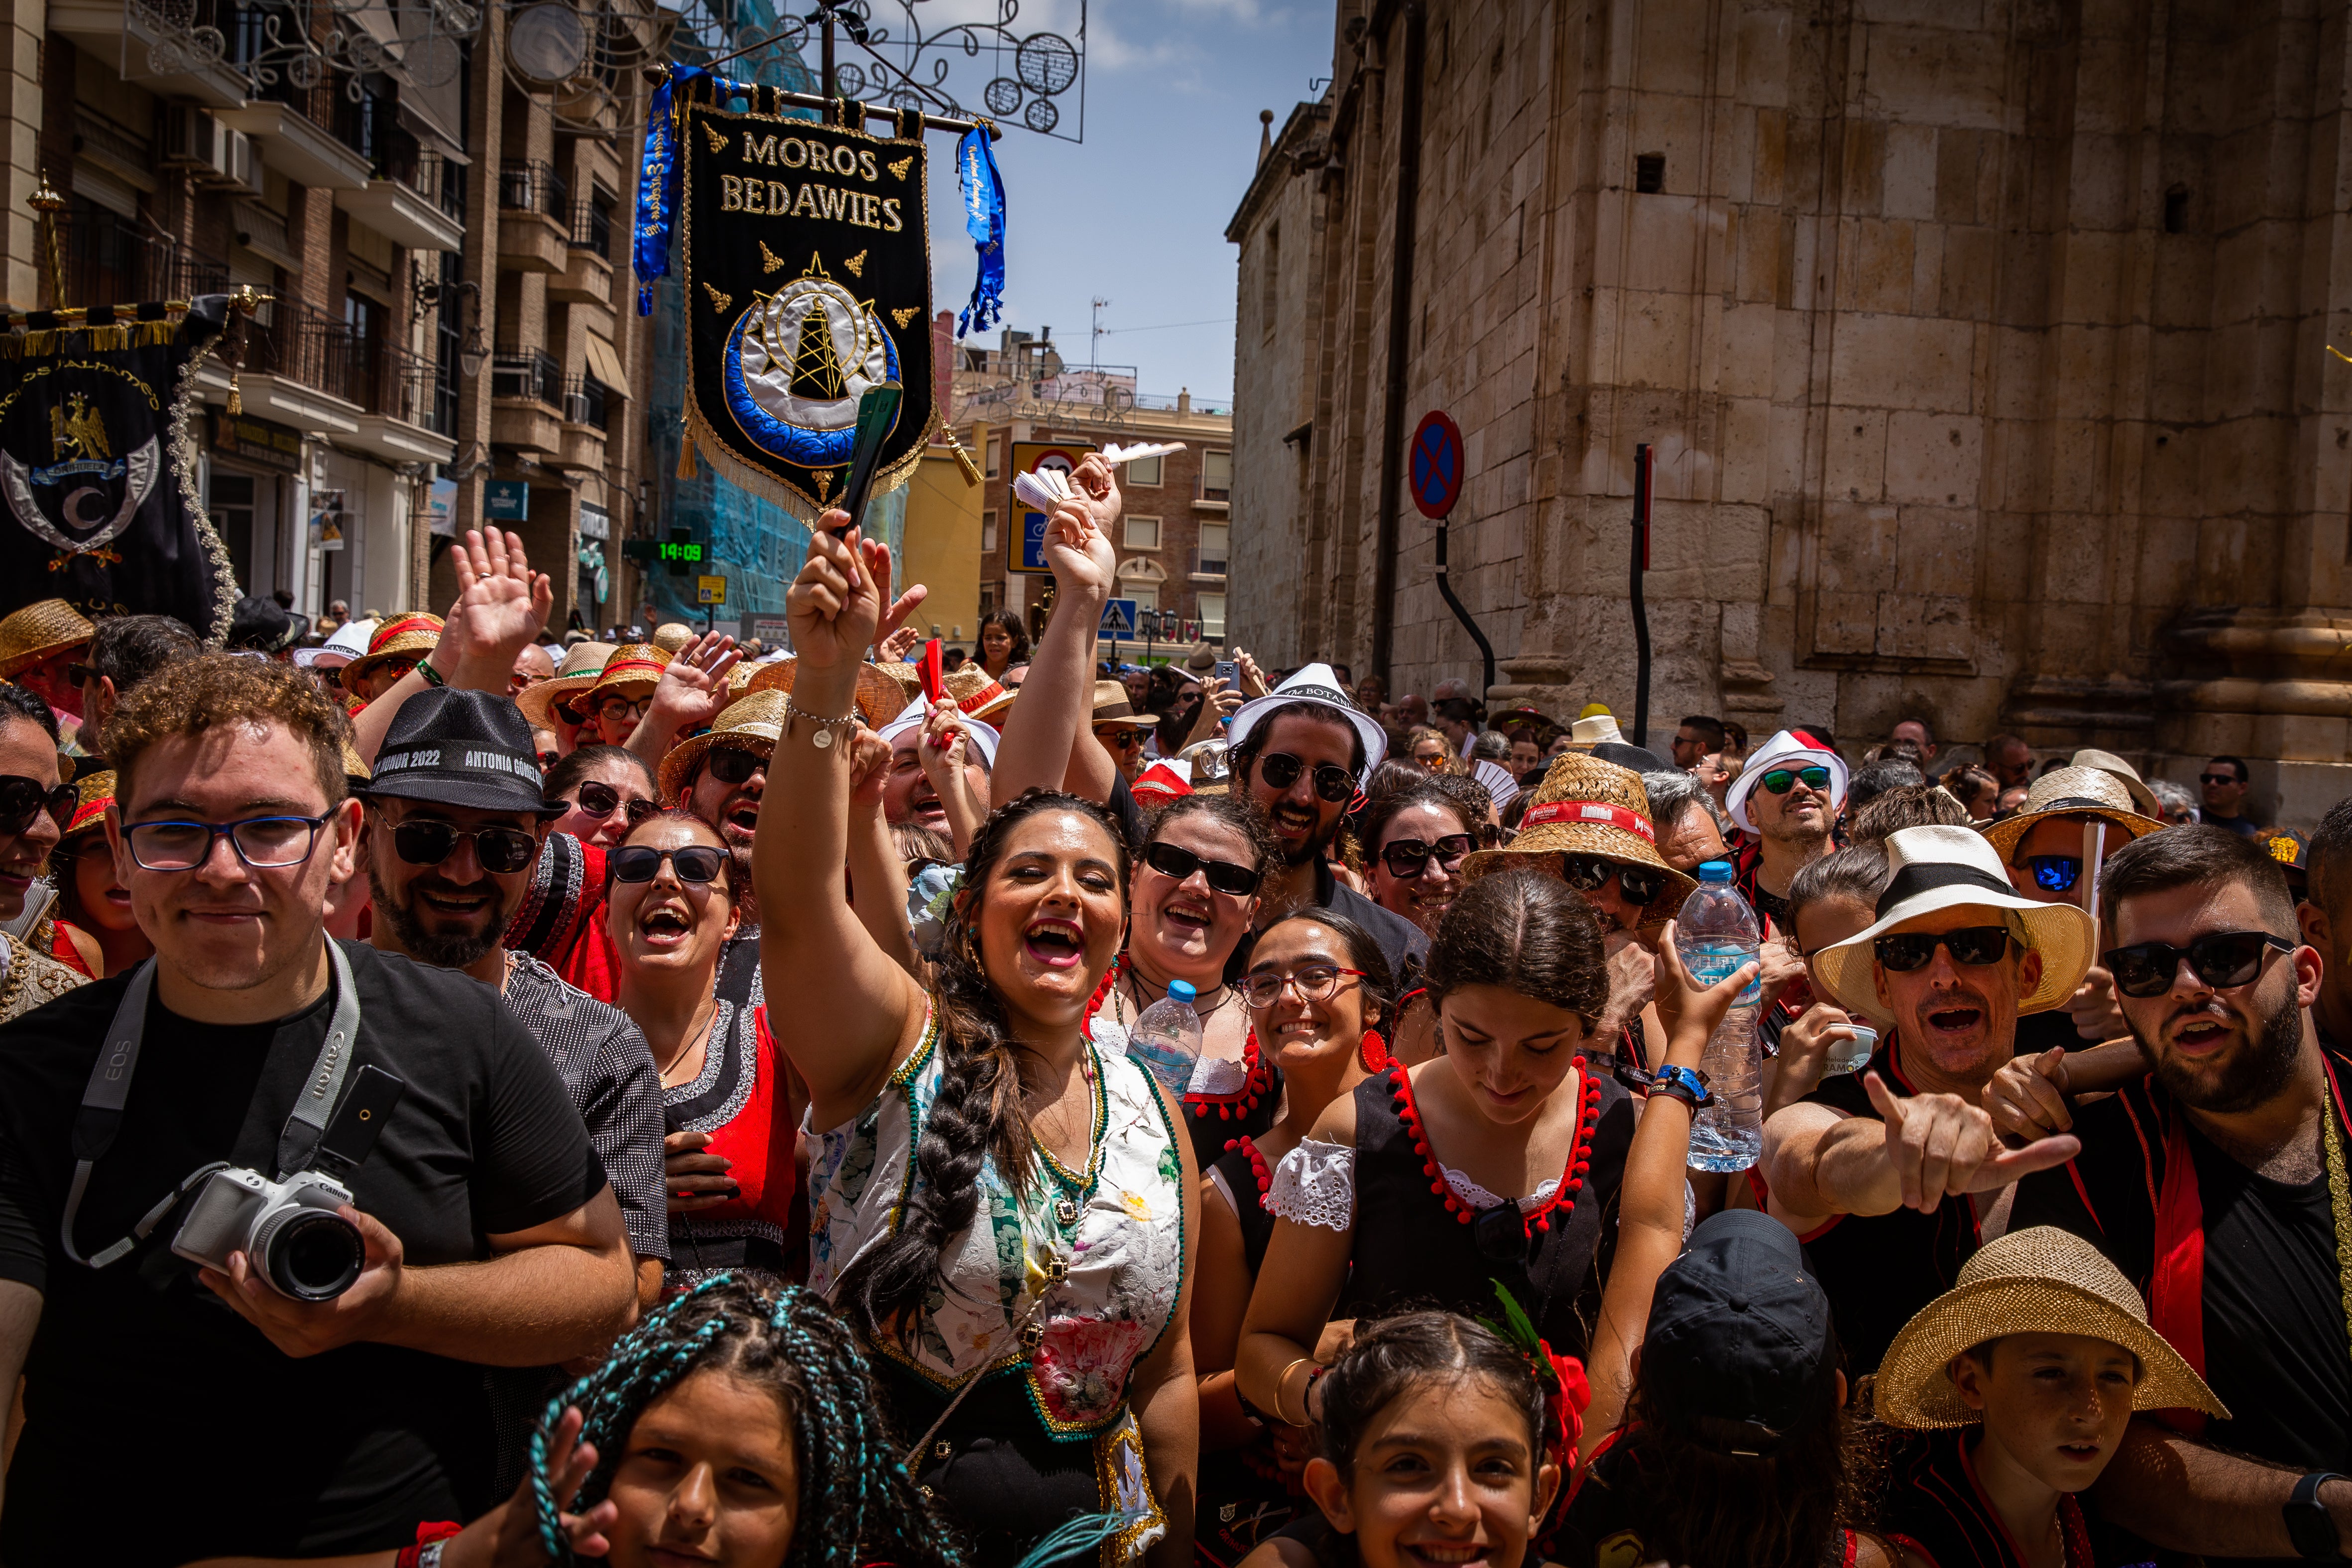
[529,1273,964,1568]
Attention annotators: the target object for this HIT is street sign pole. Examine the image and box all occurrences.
[1410,411,1494,696]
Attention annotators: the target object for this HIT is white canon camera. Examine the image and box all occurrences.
[171,1166,367,1301]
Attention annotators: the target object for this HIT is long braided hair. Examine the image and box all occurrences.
[530,1274,962,1568]
[832,787,1132,1344]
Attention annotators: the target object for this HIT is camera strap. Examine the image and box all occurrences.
[59,940,363,1270]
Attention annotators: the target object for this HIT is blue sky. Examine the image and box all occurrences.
[892,0,1338,404]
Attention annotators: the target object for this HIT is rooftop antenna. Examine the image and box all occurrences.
[1091,296,1110,368]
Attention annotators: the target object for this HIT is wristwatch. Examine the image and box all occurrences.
[2286,1471,2347,1560]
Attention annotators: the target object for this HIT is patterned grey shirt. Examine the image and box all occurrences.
[502,951,669,1262]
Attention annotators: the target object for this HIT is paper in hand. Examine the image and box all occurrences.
[1100,441,1186,465]
[1012,466,1074,512]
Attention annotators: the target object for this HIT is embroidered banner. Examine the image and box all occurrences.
[0,298,235,640]
[673,80,935,521]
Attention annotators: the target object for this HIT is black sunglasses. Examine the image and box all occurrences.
[2199,773,2240,787]
[1379,834,1474,879]
[1142,841,1260,896]
[2106,930,2295,998]
[1760,765,1832,795]
[611,844,729,884]
[1097,725,1149,749]
[570,781,658,824]
[1559,852,1663,906]
[0,775,78,835]
[1874,925,2013,971]
[704,744,769,786]
[2024,855,2080,893]
[1252,751,1354,804]
[388,819,540,875]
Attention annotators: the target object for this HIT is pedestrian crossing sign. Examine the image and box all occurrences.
[1099,598,1137,640]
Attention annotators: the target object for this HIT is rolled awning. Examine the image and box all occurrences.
[583,333,627,392]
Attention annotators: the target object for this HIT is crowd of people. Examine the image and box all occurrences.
[0,456,2343,1568]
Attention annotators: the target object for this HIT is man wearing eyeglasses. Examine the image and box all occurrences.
[0,654,638,1563]
[1758,825,2092,1373]
[2004,827,2352,1564]
[1226,663,1426,979]
[362,688,668,1315]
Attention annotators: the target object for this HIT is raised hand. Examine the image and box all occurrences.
[876,625,924,664]
[1864,1072,2079,1210]
[847,723,891,812]
[786,512,885,671]
[439,1404,618,1567]
[869,546,930,656]
[1235,648,1271,699]
[1652,919,1758,1058]
[918,702,970,790]
[1042,490,1117,601]
[2063,964,2126,1043]
[437,528,555,689]
[641,631,742,744]
[1066,452,1125,533]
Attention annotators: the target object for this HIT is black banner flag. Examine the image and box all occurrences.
[676,81,935,520]
[0,297,235,641]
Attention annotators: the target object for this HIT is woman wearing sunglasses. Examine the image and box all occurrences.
[1194,909,1396,1560]
[0,684,90,1012]
[1091,794,1281,1168]
[1236,870,1755,1464]
[1405,724,1464,775]
[606,810,796,1283]
[543,744,661,848]
[1360,780,1480,938]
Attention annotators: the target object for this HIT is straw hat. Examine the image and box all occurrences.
[1726,728,1849,833]
[1876,1226,2227,1429]
[583,642,672,707]
[0,599,94,679]
[341,613,444,693]
[61,769,114,839]
[941,662,1017,723]
[1090,680,1159,727]
[1568,714,1623,747]
[651,622,696,655]
[658,689,786,803]
[518,641,616,728]
[872,660,925,708]
[1459,752,1696,927]
[1811,825,2095,1017]
[1980,766,2168,860]
[740,657,906,727]
[2070,748,2164,819]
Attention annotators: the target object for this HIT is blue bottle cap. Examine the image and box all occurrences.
[1696,860,1735,882]
[1168,979,1197,1002]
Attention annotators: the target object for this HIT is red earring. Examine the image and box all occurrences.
[1359,1030,1390,1074]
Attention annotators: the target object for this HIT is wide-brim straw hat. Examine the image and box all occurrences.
[941,662,1017,723]
[584,642,672,706]
[1461,752,1697,927]
[872,661,925,708]
[2070,748,2164,819]
[658,689,787,803]
[741,657,906,728]
[1980,766,2168,860]
[1090,679,1159,727]
[341,612,444,693]
[61,769,114,839]
[1876,1226,2227,1429]
[0,599,95,679]
[651,622,696,656]
[1813,825,2095,1016]
[518,641,617,728]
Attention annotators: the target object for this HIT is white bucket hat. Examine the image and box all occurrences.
[880,696,1000,767]
[293,617,376,669]
[1812,824,2095,1017]
[1727,727,1850,833]
[1226,662,1387,782]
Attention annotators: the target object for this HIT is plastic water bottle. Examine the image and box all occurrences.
[1127,980,1204,1096]
[1676,861,1764,1172]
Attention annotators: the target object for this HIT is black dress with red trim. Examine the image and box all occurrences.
[1780,1037,1982,1378]
[1197,1133,1306,1567]
[1558,1426,1862,1568]
[1181,1027,1284,1170]
[2009,1041,2352,1497]
[1338,1060,1634,1361]
[1878,1428,2099,1568]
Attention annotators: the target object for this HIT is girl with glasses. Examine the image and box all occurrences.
[1195,910,1395,1560]
[608,811,795,1284]
[544,744,661,849]
[1092,794,1279,1169]
[1361,782,1479,939]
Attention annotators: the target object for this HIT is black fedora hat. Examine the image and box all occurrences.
[362,688,566,817]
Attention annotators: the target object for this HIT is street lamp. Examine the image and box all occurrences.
[459,325,487,380]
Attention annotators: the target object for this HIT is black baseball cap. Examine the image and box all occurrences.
[362,688,567,817]
[228,594,309,654]
[1641,1209,1836,1449]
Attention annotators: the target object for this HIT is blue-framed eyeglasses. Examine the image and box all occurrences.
[125,815,330,871]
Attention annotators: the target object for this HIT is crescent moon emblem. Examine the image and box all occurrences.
[62,488,107,529]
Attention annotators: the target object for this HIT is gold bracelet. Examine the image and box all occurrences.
[1275,1356,1311,1426]
[782,696,858,749]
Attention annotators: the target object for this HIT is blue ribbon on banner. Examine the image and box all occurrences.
[955,126,1006,339]
[634,64,705,316]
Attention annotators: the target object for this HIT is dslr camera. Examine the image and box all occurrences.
[170,1064,406,1302]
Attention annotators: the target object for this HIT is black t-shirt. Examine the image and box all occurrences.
[1223,857,1430,987]
[0,940,606,1564]
[2011,1067,2352,1544]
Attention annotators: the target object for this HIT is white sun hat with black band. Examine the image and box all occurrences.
[1226,662,1387,782]
[1726,727,1850,834]
[879,696,1001,767]
[1811,824,2094,1017]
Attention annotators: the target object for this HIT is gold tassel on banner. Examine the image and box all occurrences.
[677,426,697,479]
[226,370,241,416]
[941,425,982,488]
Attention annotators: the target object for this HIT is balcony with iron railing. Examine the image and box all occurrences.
[386,147,467,223]
[46,209,230,311]
[497,161,571,273]
[491,347,564,455]
[568,200,611,254]
[340,143,466,253]
[244,299,364,406]
[492,349,563,406]
[562,374,610,430]
[370,341,455,437]
[498,161,568,217]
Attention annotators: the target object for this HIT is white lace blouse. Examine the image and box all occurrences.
[1263,1137,1563,1231]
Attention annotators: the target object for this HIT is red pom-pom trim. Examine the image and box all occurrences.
[1186,1028,1273,1122]
[1388,1059,1604,1244]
